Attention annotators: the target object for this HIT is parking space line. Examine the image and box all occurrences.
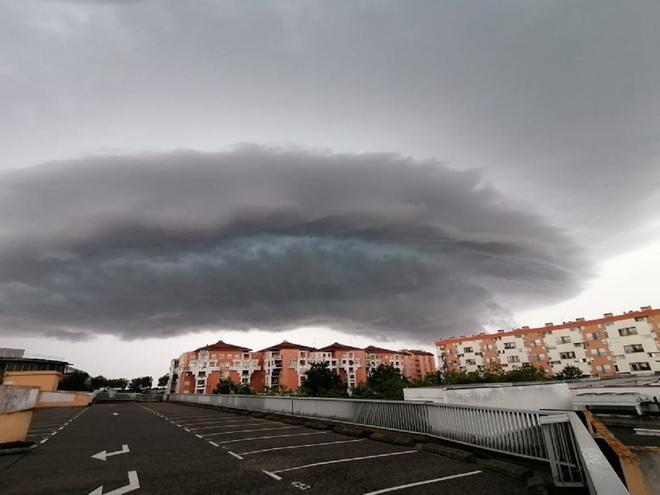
[227,451,244,460]
[362,470,483,495]
[240,438,365,456]
[213,431,329,445]
[191,422,273,431]
[202,426,297,437]
[181,418,265,426]
[263,470,283,481]
[272,450,417,475]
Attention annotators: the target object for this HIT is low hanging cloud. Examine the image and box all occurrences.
[0,146,590,342]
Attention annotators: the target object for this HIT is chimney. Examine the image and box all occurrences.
[545,322,554,327]
[640,306,651,311]
[576,317,585,322]
[603,313,613,317]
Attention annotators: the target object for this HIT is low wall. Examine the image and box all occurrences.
[36,391,93,408]
[403,382,574,410]
[0,384,39,444]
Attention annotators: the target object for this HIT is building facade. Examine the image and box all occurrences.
[169,340,436,393]
[400,349,437,381]
[174,340,262,394]
[435,306,660,377]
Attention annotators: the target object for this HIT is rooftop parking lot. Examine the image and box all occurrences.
[0,402,530,494]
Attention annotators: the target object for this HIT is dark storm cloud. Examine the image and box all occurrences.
[0,147,589,342]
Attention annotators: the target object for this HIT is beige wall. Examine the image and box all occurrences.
[0,410,33,444]
[36,391,93,408]
[3,371,61,392]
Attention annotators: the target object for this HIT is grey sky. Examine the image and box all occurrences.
[1,1,659,377]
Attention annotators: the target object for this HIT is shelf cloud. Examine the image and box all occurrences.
[0,147,589,342]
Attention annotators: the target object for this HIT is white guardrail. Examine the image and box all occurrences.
[167,393,628,494]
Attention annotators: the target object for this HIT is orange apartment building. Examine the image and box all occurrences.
[169,340,437,393]
[400,349,437,381]
[435,306,660,378]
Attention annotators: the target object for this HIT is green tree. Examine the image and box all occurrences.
[128,376,153,392]
[299,362,347,397]
[504,363,547,382]
[213,378,236,394]
[107,378,128,390]
[157,374,170,387]
[555,365,584,380]
[362,363,409,400]
[59,370,91,391]
[90,375,109,390]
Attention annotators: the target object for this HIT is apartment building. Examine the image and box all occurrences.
[175,340,261,394]
[400,349,437,381]
[435,306,660,377]
[170,339,437,394]
[260,340,316,390]
[316,343,368,389]
[364,346,403,374]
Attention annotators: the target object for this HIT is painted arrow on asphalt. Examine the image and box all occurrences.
[91,444,130,461]
[112,412,120,416]
[89,471,139,495]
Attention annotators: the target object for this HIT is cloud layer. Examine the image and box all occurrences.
[0,147,589,342]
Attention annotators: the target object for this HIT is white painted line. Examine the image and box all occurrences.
[262,470,282,481]
[58,427,64,430]
[91,444,130,461]
[273,450,417,474]
[240,438,365,456]
[88,470,140,495]
[634,428,660,437]
[40,438,49,444]
[50,431,58,436]
[227,451,244,460]
[202,426,297,437]
[362,470,483,495]
[214,431,329,445]
[190,422,269,431]
[183,418,263,427]
[195,434,203,438]
[184,428,191,432]
[209,441,220,447]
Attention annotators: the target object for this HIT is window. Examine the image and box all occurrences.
[587,333,599,341]
[197,371,206,377]
[557,336,571,344]
[504,342,516,349]
[624,344,644,354]
[533,339,543,346]
[604,321,613,326]
[465,359,477,365]
[634,316,646,322]
[592,348,607,356]
[551,360,561,365]
[507,356,520,363]
[630,362,651,371]
[573,343,584,348]
[464,347,473,353]
[618,327,638,336]
[560,352,576,359]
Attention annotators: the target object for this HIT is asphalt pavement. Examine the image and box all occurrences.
[0,402,530,495]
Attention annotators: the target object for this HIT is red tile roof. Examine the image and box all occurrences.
[401,349,434,356]
[363,345,400,354]
[258,340,316,353]
[194,340,251,353]
[318,342,362,352]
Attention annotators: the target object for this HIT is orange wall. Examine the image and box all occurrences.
[0,410,33,444]
[3,371,61,392]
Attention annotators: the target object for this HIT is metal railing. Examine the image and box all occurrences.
[167,393,627,493]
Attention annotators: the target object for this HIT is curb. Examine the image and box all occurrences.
[422,442,474,462]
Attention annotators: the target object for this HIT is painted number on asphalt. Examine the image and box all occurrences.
[291,481,311,491]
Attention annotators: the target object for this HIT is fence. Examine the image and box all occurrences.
[167,393,628,493]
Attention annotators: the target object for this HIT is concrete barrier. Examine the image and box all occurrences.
[36,390,93,408]
[0,384,39,444]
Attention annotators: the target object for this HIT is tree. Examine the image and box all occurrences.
[361,364,409,400]
[157,374,170,387]
[59,370,91,391]
[504,363,547,382]
[90,375,109,390]
[299,362,347,397]
[107,378,128,390]
[213,378,236,394]
[128,376,153,392]
[556,365,584,380]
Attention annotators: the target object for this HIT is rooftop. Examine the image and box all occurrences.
[195,340,252,353]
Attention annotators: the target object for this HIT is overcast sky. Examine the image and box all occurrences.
[1,1,659,380]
